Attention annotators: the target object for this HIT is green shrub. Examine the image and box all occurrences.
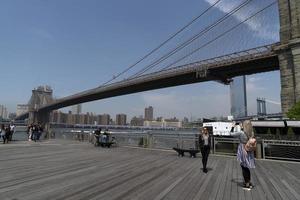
[287,101,300,120]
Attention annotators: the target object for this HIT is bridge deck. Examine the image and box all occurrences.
[0,140,299,200]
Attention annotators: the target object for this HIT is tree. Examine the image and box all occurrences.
[287,101,300,120]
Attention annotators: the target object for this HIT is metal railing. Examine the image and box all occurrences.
[213,137,240,156]
[47,129,300,162]
[213,137,300,161]
[262,139,300,161]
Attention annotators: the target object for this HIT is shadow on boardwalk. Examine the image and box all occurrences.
[0,140,299,200]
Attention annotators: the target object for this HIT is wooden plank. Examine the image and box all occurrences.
[255,161,283,200]
[230,159,239,200]
[191,159,217,200]
[127,158,194,200]
[57,155,170,200]
[204,157,228,200]
[175,162,206,200]
[282,179,300,200]
[244,170,252,200]
[0,140,300,200]
[189,158,219,200]
[153,166,195,200]
[236,162,246,200]
[160,158,199,200]
[250,166,267,200]
[223,158,234,200]
[263,161,297,200]
[215,158,232,200]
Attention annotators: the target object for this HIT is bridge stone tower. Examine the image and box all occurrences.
[277,0,300,115]
[28,86,54,125]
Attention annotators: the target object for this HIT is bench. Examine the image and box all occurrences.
[99,141,115,148]
[94,135,117,148]
[173,147,200,158]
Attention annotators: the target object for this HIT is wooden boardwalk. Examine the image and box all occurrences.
[0,140,299,200]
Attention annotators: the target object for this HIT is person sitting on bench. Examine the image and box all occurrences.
[94,128,101,146]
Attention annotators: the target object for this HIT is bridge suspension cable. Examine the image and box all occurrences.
[265,99,281,105]
[131,0,277,77]
[128,0,253,79]
[100,0,223,86]
[157,1,278,72]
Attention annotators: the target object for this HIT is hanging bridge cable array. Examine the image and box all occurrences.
[101,0,222,86]
[127,0,253,79]
[158,1,278,72]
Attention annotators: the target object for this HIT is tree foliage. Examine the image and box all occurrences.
[287,101,300,120]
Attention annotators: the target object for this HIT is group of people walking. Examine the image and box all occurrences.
[27,123,43,142]
[198,120,256,190]
[0,123,15,144]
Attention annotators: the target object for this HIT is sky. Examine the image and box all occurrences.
[0,0,281,120]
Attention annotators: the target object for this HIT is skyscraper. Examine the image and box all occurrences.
[0,105,8,119]
[100,114,110,125]
[144,106,153,121]
[72,104,82,115]
[130,116,144,126]
[230,76,247,119]
[116,114,127,125]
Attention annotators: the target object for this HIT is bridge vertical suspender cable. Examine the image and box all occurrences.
[101,0,222,86]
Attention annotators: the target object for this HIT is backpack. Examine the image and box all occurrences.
[245,137,257,152]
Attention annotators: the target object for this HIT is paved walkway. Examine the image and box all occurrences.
[0,140,299,200]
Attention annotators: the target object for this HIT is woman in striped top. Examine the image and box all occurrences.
[231,120,256,190]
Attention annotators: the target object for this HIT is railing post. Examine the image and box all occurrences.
[262,139,265,159]
[147,132,153,148]
[211,135,214,154]
[256,140,262,159]
[178,133,181,148]
[194,133,199,150]
[213,137,216,154]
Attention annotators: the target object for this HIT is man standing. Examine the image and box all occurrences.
[9,123,16,141]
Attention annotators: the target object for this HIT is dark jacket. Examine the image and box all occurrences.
[199,134,212,148]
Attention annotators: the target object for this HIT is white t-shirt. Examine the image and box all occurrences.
[10,125,15,132]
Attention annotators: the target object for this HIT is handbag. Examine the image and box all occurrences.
[245,137,256,151]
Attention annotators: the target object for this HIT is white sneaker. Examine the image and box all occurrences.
[243,183,252,191]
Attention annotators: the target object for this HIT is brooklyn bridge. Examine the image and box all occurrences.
[16,0,300,127]
[2,1,300,200]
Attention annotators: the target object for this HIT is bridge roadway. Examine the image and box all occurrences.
[16,43,279,120]
[0,139,299,200]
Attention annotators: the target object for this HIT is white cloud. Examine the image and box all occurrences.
[247,82,265,91]
[204,0,279,41]
[247,76,266,91]
[247,77,266,91]
[248,77,261,83]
